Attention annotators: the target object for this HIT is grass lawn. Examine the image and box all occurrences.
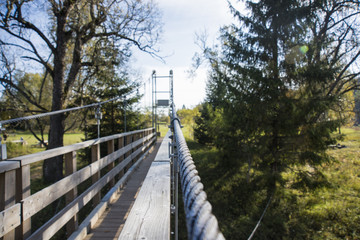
[4,132,85,181]
[5,132,85,159]
[6,132,84,146]
[182,126,360,239]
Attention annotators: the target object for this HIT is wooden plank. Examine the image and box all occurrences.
[16,164,31,239]
[26,139,156,240]
[154,130,172,162]
[67,202,108,240]
[117,136,125,178]
[0,168,17,240]
[0,161,20,174]
[0,170,16,210]
[21,135,154,221]
[102,142,154,204]
[65,151,78,236]
[28,162,124,240]
[91,144,101,205]
[79,138,157,240]
[8,128,154,166]
[107,140,115,187]
[0,204,21,238]
[118,161,170,240]
[67,138,155,240]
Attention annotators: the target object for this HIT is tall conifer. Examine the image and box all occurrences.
[199,0,360,224]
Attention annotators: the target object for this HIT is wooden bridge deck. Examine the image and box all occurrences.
[83,133,170,240]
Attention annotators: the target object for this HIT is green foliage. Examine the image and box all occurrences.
[194,103,224,147]
[1,72,52,134]
[195,0,360,192]
[1,0,163,182]
[5,142,40,158]
[192,0,360,238]
[81,49,147,140]
[176,107,199,126]
[186,127,360,239]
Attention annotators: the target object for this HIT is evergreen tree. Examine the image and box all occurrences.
[196,0,360,237]
[80,42,144,140]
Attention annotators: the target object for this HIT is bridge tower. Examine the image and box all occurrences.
[151,70,173,135]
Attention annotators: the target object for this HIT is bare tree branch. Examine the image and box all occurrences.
[0,77,49,112]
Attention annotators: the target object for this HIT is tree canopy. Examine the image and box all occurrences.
[0,0,162,182]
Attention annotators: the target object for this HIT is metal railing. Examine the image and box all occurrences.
[170,105,225,240]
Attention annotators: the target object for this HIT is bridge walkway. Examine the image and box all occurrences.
[84,136,164,240]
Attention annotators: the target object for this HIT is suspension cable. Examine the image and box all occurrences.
[170,104,225,240]
[247,192,273,240]
[0,90,136,126]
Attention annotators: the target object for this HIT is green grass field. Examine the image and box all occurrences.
[6,132,84,146]
[5,132,84,159]
[182,126,360,239]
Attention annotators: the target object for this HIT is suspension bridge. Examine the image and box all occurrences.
[0,71,224,240]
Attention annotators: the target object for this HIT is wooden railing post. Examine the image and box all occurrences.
[16,165,31,239]
[0,167,16,240]
[142,130,146,146]
[107,140,115,187]
[118,137,125,178]
[91,144,101,205]
[127,134,133,154]
[127,134,133,168]
[133,133,138,161]
[65,151,78,236]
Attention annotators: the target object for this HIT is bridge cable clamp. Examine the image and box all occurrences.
[170,117,184,128]
[168,142,178,158]
[171,204,176,214]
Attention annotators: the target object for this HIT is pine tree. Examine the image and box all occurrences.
[197,0,360,237]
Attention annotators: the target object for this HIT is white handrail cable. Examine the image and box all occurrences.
[170,103,225,240]
[0,91,137,126]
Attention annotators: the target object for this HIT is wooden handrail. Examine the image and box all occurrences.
[22,133,155,221]
[7,128,154,166]
[0,128,156,240]
[28,139,155,240]
[0,161,20,173]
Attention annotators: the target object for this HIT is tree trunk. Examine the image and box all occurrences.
[43,114,65,183]
[42,65,66,182]
[42,10,69,183]
[354,79,360,125]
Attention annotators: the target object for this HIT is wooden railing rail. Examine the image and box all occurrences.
[0,128,155,240]
[7,128,154,166]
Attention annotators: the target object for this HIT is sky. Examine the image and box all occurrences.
[133,0,238,109]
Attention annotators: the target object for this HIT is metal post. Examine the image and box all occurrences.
[154,72,157,134]
[124,97,127,133]
[95,106,102,139]
[174,143,179,240]
[152,70,156,129]
[0,124,7,160]
[170,70,174,107]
